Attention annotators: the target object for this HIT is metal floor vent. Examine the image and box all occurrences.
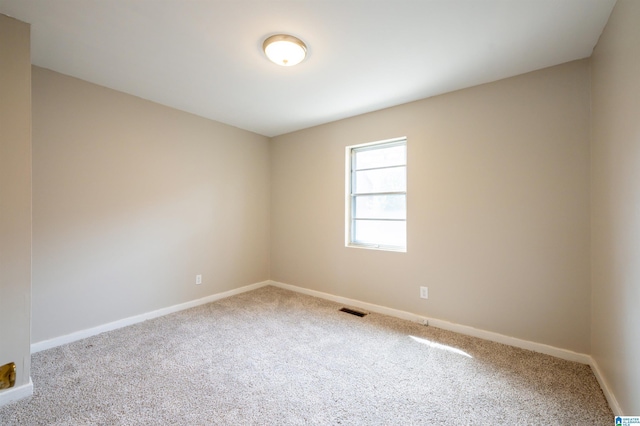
[339,307,368,317]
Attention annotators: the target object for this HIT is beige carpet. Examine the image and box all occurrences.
[0,286,612,425]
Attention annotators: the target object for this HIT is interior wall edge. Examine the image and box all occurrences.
[30,280,271,353]
[267,280,591,365]
[589,357,623,416]
[0,379,33,408]
[270,279,621,412]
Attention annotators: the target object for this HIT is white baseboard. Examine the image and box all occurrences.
[268,280,591,364]
[0,378,33,407]
[31,281,270,353]
[269,280,424,323]
[426,317,591,364]
[269,280,623,414]
[590,357,623,415]
[28,278,620,415]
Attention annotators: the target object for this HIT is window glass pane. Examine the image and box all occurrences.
[354,166,406,194]
[354,194,406,220]
[347,138,406,251]
[354,220,406,247]
[354,144,405,170]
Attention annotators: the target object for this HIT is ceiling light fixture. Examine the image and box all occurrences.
[263,34,307,67]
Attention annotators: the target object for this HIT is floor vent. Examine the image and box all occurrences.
[339,307,368,317]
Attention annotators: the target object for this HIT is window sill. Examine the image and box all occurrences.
[346,243,406,253]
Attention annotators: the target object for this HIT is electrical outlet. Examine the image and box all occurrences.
[196,274,202,285]
[420,286,428,299]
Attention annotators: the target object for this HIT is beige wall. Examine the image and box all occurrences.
[591,0,640,415]
[271,60,592,353]
[31,67,270,343]
[0,15,32,390]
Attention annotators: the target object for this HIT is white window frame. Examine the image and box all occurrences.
[345,137,407,252]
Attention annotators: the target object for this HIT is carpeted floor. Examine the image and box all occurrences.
[0,285,612,425]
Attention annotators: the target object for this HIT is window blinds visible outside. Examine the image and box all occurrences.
[349,139,406,250]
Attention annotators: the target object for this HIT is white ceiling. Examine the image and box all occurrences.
[0,0,616,137]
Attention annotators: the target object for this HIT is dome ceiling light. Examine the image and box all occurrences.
[263,34,307,67]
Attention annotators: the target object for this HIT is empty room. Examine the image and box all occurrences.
[1,0,638,424]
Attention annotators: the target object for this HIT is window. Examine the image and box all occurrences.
[346,138,406,251]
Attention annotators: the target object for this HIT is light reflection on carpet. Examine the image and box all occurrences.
[409,335,473,358]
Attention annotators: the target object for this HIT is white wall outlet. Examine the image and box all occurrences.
[195,274,202,285]
[420,286,428,299]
